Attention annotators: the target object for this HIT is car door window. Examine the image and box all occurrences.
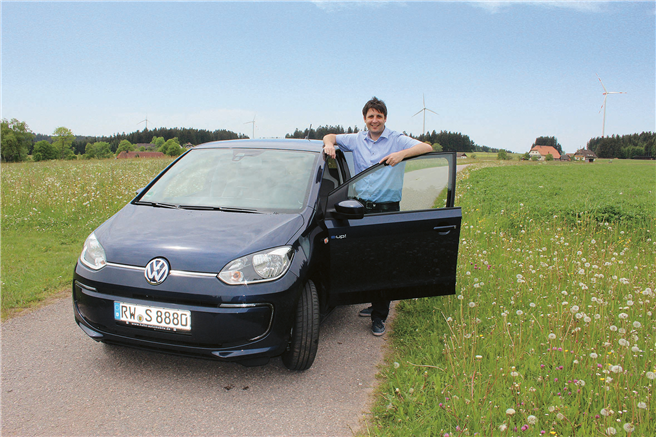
[340,153,455,214]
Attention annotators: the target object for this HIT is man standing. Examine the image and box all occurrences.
[322,97,433,336]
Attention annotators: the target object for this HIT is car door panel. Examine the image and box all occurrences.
[323,152,461,306]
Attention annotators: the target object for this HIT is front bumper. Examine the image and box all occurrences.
[72,260,303,362]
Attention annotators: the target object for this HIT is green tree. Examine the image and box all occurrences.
[497,150,508,160]
[32,140,58,161]
[84,141,113,159]
[1,118,34,162]
[151,136,166,148]
[432,143,443,152]
[116,139,134,155]
[522,152,530,160]
[52,127,75,159]
[545,153,554,161]
[162,138,182,156]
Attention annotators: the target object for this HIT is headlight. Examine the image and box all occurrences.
[80,232,107,270]
[218,246,293,285]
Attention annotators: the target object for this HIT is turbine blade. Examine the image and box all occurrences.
[596,73,608,92]
[412,109,423,117]
[426,108,439,115]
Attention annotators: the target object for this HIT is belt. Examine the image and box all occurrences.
[356,198,400,213]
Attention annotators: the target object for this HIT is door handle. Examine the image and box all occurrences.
[433,225,456,235]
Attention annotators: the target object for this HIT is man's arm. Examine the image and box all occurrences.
[322,134,337,159]
[380,142,433,166]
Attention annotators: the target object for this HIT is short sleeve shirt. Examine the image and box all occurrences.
[335,127,421,202]
[335,127,421,174]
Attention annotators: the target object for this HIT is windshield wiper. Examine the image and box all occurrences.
[177,205,260,214]
[217,206,260,214]
[134,201,179,209]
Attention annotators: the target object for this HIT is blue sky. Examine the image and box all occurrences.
[2,1,654,153]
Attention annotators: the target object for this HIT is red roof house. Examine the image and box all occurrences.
[529,145,561,160]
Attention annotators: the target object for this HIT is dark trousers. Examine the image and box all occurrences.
[371,300,390,322]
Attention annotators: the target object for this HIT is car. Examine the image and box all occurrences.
[73,139,461,370]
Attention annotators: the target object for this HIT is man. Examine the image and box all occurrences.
[322,97,432,336]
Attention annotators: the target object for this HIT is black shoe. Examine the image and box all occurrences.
[359,306,373,317]
[372,318,385,336]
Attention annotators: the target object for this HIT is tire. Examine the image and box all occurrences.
[281,280,320,371]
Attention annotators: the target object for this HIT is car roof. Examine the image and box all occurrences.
[194,139,324,153]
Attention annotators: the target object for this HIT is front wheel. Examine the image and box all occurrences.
[281,280,319,371]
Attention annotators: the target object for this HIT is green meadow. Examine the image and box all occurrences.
[1,157,174,317]
[367,160,655,436]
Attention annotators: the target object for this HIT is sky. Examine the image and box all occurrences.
[1,1,654,153]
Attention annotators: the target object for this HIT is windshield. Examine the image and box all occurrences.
[138,148,318,213]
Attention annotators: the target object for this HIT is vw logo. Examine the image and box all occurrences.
[144,258,170,285]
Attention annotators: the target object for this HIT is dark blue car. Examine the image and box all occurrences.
[73,139,461,370]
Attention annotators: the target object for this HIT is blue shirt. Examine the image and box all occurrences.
[335,127,420,202]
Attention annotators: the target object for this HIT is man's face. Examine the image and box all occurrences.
[363,108,386,136]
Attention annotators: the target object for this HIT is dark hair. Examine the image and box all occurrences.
[362,97,387,118]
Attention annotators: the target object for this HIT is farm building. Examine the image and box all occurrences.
[528,145,561,160]
[573,149,598,162]
[116,151,166,159]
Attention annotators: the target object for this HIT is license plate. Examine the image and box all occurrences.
[114,301,191,332]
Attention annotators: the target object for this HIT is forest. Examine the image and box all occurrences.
[587,132,656,159]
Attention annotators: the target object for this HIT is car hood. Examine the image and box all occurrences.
[95,204,305,273]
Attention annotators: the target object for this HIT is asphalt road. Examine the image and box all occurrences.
[2,297,390,436]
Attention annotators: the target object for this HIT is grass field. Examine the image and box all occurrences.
[366,159,655,436]
[1,157,174,317]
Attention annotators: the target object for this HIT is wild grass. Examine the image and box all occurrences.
[368,160,655,436]
[1,158,173,317]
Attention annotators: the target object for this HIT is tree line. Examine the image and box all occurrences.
[3,116,653,163]
[35,126,247,155]
[285,125,360,139]
[587,132,656,159]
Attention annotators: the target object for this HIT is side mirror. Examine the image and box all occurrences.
[135,187,145,196]
[333,199,364,220]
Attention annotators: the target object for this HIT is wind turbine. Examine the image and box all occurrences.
[597,74,626,137]
[244,115,255,139]
[412,94,438,135]
[138,116,151,130]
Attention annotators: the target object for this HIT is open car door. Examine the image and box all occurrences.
[323,152,461,306]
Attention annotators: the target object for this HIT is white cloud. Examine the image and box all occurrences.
[470,0,610,14]
[309,0,615,14]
